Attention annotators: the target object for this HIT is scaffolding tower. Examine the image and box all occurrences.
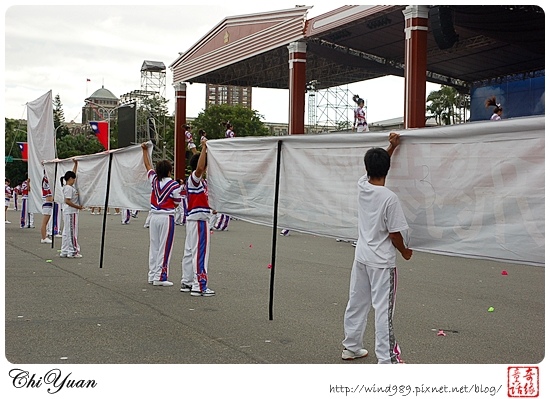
[120,61,167,146]
[307,81,355,133]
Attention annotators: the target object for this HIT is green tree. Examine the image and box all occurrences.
[55,133,105,159]
[5,118,29,185]
[191,104,269,140]
[53,94,70,139]
[426,85,469,125]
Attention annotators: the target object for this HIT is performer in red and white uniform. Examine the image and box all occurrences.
[5,178,12,223]
[184,124,196,151]
[174,179,187,225]
[353,94,369,132]
[141,143,181,286]
[13,184,20,211]
[225,122,235,138]
[20,176,34,228]
[40,171,60,243]
[180,136,215,296]
[485,96,503,120]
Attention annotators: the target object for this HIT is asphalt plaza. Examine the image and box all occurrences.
[4,205,544,366]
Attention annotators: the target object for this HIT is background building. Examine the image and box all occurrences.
[206,84,252,109]
[81,86,120,124]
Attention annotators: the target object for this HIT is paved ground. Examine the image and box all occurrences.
[4,206,544,367]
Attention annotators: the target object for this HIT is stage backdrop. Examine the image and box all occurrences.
[206,116,544,266]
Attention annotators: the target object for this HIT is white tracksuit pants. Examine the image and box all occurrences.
[342,260,402,364]
[181,219,210,292]
[20,197,34,227]
[148,212,175,283]
[121,209,131,224]
[61,213,80,256]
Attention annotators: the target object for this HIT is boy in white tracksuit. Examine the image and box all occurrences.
[342,133,412,364]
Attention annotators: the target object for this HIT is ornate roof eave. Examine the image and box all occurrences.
[170,6,311,83]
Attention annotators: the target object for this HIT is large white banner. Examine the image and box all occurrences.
[207,116,544,266]
[26,91,56,213]
[43,143,152,211]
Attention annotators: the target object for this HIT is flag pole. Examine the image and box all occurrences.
[99,152,114,268]
[268,140,283,321]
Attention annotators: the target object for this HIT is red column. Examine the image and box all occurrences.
[403,6,429,129]
[288,41,307,135]
[174,82,187,180]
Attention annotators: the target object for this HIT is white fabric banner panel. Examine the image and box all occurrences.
[26,91,56,213]
[206,116,544,266]
[207,138,279,223]
[43,143,152,211]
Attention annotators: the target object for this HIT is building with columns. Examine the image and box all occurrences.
[169,5,543,179]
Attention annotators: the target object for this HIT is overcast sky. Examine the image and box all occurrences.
[4,3,440,125]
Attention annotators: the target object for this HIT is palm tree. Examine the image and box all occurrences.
[426,86,469,125]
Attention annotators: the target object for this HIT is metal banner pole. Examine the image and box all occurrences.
[269,140,283,320]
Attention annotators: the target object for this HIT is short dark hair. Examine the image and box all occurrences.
[189,153,207,171]
[364,147,390,178]
[155,160,173,180]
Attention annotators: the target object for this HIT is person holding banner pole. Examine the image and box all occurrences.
[59,159,83,258]
[342,132,412,363]
[141,142,181,287]
[40,169,55,243]
[180,136,215,296]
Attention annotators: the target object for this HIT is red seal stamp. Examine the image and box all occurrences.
[508,366,539,398]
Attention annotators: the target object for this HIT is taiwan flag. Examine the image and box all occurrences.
[17,142,28,161]
[89,121,109,150]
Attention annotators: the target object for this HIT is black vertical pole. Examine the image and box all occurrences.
[50,162,58,249]
[99,152,114,269]
[269,140,283,320]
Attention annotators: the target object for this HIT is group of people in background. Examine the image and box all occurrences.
[5,161,83,258]
[5,176,37,229]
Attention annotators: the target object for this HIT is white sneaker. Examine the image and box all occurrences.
[5,220,11,224]
[190,288,216,297]
[67,253,83,258]
[152,280,173,287]
[41,238,52,244]
[342,348,368,360]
